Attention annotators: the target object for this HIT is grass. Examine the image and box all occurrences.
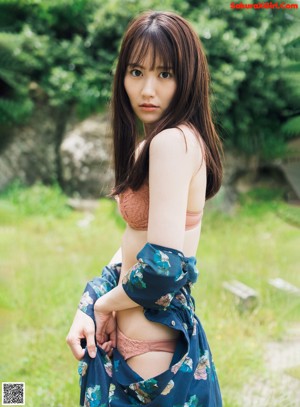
[286,365,300,381]
[0,182,299,406]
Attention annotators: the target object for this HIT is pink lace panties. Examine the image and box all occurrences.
[117,327,177,361]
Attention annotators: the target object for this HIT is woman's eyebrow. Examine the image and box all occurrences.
[156,65,173,70]
[128,63,144,69]
[127,63,173,70]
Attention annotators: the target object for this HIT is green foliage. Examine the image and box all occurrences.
[285,365,300,381]
[0,180,72,217]
[0,97,33,123]
[0,27,34,124]
[187,0,299,158]
[280,27,300,138]
[282,116,300,136]
[0,0,299,157]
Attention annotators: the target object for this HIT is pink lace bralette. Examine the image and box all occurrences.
[117,327,177,360]
[117,182,203,231]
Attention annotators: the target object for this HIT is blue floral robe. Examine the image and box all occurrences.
[78,243,222,406]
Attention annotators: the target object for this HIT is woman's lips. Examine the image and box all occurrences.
[139,104,159,112]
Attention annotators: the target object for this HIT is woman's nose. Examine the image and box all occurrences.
[141,77,156,97]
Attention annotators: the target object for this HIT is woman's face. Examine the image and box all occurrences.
[124,50,177,129]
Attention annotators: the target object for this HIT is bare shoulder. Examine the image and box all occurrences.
[150,126,204,170]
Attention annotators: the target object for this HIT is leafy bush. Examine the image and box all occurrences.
[0,180,71,217]
[189,0,299,158]
[0,0,298,158]
[280,28,300,138]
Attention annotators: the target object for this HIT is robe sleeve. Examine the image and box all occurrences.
[78,263,121,322]
[122,242,198,310]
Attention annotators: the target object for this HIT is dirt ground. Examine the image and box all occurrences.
[241,323,300,407]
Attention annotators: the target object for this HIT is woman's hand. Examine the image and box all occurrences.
[94,298,117,357]
[66,309,97,360]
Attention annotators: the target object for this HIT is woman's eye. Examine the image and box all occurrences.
[130,69,142,77]
[160,71,172,79]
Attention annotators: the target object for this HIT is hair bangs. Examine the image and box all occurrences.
[127,28,175,71]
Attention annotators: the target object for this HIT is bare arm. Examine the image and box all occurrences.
[147,128,195,250]
[95,128,199,314]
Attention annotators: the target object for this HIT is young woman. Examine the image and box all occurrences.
[67,10,223,407]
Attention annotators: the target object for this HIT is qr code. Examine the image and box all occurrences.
[2,382,25,405]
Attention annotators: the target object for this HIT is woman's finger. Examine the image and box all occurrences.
[66,334,85,361]
[100,340,111,351]
[96,330,108,345]
[85,328,97,358]
[110,328,117,348]
[99,341,113,356]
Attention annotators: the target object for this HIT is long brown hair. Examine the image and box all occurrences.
[111,11,223,200]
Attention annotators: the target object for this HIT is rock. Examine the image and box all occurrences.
[206,148,259,214]
[0,102,113,199]
[60,114,114,198]
[0,103,62,191]
[223,280,259,311]
[268,278,300,296]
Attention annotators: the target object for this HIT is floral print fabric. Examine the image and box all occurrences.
[78,242,222,406]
